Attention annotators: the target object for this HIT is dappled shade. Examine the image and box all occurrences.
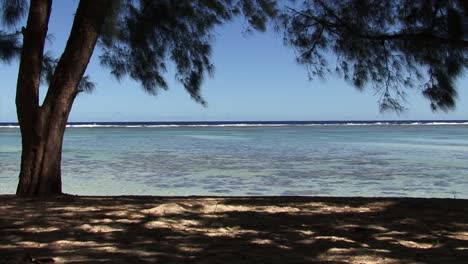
[1,196,467,263]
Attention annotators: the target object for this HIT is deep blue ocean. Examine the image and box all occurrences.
[1,120,467,198]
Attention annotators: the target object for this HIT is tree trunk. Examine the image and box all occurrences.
[16,0,111,197]
[15,106,70,196]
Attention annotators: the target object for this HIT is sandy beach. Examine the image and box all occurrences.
[1,195,467,263]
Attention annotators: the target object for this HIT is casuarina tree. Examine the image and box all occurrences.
[0,0,276,197]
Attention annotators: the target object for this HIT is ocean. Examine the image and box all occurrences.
[1,120,467,198]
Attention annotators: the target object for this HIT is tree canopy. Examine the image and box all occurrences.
[1,0,277,104]
[99,0,277,105]
[1,0,466,112]
[282,0,467,112]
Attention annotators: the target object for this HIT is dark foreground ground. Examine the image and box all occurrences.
[0,195,467,263]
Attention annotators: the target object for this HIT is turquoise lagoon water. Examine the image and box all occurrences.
[1,121,467,198]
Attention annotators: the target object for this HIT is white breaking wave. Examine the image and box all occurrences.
[67,124,114,128]
[68,123,291,128]
[1,121,467,129]
[423,122,468,125]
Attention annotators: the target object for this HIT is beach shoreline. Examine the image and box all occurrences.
[1,194,467,263]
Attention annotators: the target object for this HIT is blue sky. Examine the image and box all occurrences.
[1,1,467,122]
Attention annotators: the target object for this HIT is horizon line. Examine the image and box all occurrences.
[1,119,468,124]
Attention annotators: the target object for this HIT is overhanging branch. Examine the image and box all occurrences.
[286,6,468,48]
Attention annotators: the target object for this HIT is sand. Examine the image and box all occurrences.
[0,195,467,263]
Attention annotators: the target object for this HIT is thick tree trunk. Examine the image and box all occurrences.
[15,107,69,196]
[16,0,111,197]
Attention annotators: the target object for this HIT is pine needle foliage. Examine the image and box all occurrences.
[0,0,28,28]
[0,0,25,62]
[282,0,467,112]
[0,31,20,62]
[1,0,466,112]
[99,0,277,105]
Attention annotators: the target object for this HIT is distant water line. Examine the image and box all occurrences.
[1,120,468,128]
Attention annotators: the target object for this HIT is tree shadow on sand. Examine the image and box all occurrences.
[0,195,467,263]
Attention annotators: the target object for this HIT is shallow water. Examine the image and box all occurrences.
[1,122,467,198]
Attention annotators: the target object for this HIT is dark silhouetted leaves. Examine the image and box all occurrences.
[282,0,467,112]
[1,0,28,27]
[0,31,20,62]
[99,0,277,105]
[1,0,465,112]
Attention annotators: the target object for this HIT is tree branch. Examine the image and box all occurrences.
[41,0,111,115]
[15,0,52,123]
[287,5,468,48]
